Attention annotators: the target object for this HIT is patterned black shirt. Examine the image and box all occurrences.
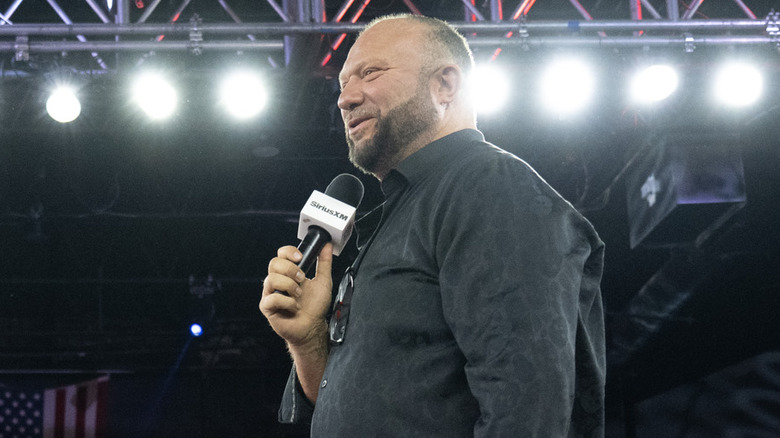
[279,129,606,437]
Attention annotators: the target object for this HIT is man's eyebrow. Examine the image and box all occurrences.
[338,61,366,86]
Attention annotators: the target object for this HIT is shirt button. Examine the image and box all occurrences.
[321,379,327,388]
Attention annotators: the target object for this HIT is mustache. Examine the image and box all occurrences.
[344,108,379,127]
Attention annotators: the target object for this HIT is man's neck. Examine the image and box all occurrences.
[373,124,475,181]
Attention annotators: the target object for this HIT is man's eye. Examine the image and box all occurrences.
[363,69,378,77]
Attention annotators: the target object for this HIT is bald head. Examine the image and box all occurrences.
[361,14,474,79]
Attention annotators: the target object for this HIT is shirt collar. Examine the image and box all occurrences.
[381,129,484,197]
[355,129,484,250]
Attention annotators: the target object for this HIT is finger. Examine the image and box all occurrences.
[277,245,303,263]
[268,257,306,284]
[259,289,299,315]
[263,273,303,298]
[314,242,334,280]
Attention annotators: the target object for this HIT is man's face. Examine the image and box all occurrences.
[337,20,439,177]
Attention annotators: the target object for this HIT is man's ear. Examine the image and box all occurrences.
[432,65,463,106]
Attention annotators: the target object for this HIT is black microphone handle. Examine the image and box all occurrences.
[273,226,331,296]
[297,226,332,275]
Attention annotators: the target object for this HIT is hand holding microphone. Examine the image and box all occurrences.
[294,173,364,275]
[259,174,364,347]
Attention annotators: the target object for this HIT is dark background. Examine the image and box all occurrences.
[1,0,779,436]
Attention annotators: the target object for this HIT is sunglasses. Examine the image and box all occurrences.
[329,267,355,344]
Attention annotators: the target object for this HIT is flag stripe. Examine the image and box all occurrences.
[56,388,67,438]
[83,381,97,438]
[44,387,56,438]
[64,384,76,438]
[75,385,87,438]
[94,378,108,438]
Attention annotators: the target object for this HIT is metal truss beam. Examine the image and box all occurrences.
[0,19,775,55]
[0,19,770,36]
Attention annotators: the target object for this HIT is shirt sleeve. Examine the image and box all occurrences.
[434,153,605,437]
[278,364,315,426]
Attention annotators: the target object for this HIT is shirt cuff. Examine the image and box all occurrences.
[278,364,315,425]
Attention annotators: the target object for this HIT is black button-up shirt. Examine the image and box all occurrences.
[280,129,606,437]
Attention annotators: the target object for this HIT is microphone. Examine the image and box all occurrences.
[294,173,364,275]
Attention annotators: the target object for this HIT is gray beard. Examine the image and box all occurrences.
[346,85,437,176]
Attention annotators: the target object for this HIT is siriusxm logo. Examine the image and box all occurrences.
[310,201,349,221]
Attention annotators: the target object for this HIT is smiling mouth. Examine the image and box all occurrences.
[347,116,374,135]
[348,116,370,130]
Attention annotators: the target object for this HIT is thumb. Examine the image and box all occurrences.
[314,242,334,280]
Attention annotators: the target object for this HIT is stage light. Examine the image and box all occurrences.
[630,64,679,103]
[46,86,81,123]
[132,72,178,120]
[713,62,763,107]
[470,64,510,114]
[219,70,268,120]
[538,58,595,115]
[189,323,203,337]
[188,275,218,339]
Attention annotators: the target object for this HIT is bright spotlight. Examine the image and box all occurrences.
[470,65,511,114]
[46,86,81,123]
[713,62,763,107]
[189,323,203,337]
[539,58,595,115]
[132,72,178,120]
[630,64,679,103]
[219,70,268,120]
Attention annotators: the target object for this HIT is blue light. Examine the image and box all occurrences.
[189,323,203,337]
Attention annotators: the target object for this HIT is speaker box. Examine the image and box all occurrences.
[626,133,747,248]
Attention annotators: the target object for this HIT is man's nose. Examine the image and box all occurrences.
[337,80,363,111]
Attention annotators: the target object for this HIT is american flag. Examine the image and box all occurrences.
[0,376,108,438]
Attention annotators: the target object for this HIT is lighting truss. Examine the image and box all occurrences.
[0,0,776,64]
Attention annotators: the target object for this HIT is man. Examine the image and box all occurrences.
[260,14,605,437]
